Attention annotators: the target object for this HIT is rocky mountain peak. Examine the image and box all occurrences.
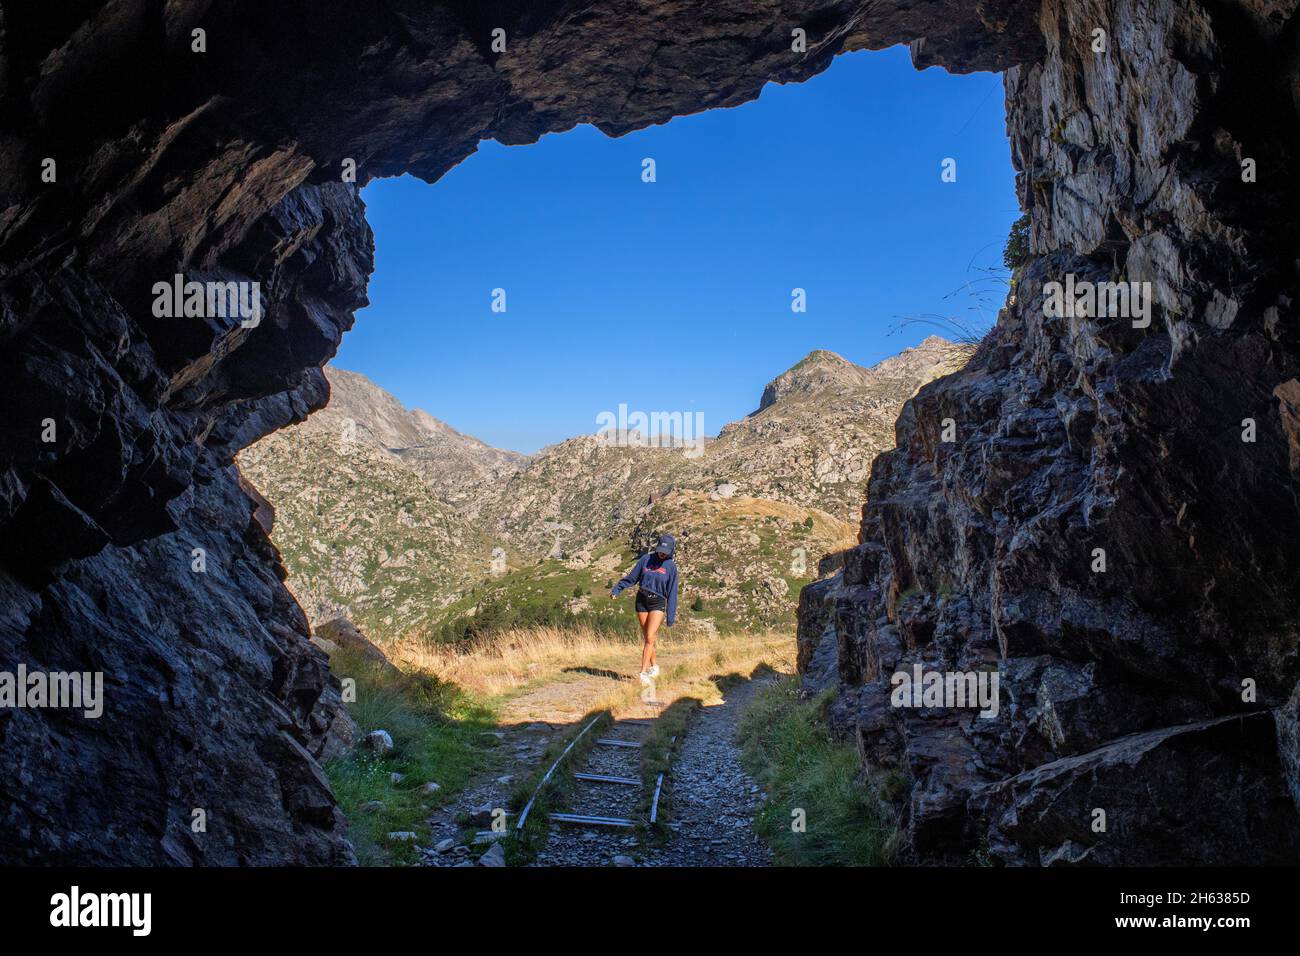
[756,349,875,412]
[756,338,957,414]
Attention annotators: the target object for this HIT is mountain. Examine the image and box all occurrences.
[306,367,527,518]
[432,490,856,639]
[477,336,967,559]
[239,339,966,639]
[237,418,495,638]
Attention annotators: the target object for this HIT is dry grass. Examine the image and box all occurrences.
[389,624,795,720]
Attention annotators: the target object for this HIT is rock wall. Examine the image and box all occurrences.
[0,1,1039,864]
[800,0,1300,864]
[4,0,1294,865]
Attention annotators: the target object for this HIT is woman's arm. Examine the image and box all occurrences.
[611,554,647,597]
[666,565,678,625]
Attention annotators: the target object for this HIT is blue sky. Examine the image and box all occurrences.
[336,46,1018,454]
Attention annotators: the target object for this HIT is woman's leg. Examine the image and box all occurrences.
[642,610,664,672]
[637,611,650,673]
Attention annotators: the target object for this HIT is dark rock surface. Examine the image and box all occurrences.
[798,0,1300,864]
[1,0,1295,865]
[0,0,1042,865]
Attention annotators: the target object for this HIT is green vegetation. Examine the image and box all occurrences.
[325,644,497,865]
[1003,213,1031,270]
[430,552,641,643]
[639,696,699,833]
[738,676,901,866]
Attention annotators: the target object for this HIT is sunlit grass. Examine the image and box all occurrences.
[327,626,796,865]
[325,645,498,865]
[389,624,794,709]
[738,676,902,866]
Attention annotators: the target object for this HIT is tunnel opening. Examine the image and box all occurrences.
[237,46,1019,650]
[3,0,1299,871]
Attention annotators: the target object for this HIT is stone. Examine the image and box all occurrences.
[364,730,394,754]
[478,843,507,867]
[796,0,1300,864]
[0,0,1294,870]
[465,805,497,827]
[314,618,399,674]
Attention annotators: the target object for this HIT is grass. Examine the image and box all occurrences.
[738,676,902,866]
[388,624,793,708]
[326,624,798,865]
[639,695,700,833]
[324,644,498,865]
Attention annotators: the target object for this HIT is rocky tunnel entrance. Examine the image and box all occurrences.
[1,1,1298,865]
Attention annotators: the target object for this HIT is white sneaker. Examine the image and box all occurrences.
[639,671,653,686]
[648,665,660,678]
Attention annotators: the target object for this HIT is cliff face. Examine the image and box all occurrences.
[1,0,1294,865]
[800,0,1300,864]
[0,1,1041,865]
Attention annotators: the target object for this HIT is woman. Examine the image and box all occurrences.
[610,534,679,685]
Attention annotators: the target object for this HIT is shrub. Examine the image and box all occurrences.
[1003,213,1031,270]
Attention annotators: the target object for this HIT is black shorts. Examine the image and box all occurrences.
[635,590,668,613]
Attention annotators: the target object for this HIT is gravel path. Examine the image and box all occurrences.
[639,676,772,867]
[418,670,776,867]
[531,675,774,867]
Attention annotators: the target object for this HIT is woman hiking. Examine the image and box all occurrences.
[610,534,679,685]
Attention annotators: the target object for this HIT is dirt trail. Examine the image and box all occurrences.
[420,669,775,867]
[639,676,772,867]
[532,674,773,867]
[419,669,644,866]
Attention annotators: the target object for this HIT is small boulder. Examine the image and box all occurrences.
[387,831,418,842]
[314,617,399,673]
[434,838,456,853]
[364,729,394,753]
[478,843,507,867]
[466,804,498,827]
[422,781,442,794]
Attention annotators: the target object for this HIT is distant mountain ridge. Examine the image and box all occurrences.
[239,338,966,638]
[309,366,527,518]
